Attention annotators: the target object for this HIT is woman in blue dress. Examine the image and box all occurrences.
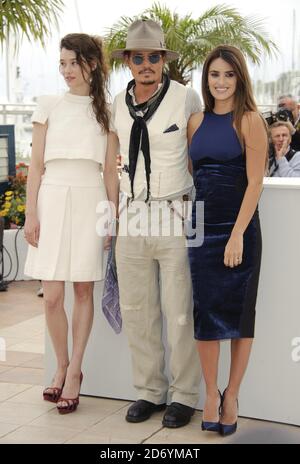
[188,45,268,435]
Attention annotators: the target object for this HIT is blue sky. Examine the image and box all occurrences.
[0,0,299,101]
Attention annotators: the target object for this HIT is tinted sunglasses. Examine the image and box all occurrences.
[131,53,162,65]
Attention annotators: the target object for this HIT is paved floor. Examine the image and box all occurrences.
[0,281,299,444]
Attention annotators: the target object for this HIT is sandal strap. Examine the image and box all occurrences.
[43,387,62,394]
[57,396,79,407]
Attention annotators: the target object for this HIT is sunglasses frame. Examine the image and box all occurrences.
[131,53,162,65]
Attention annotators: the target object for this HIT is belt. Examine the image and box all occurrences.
[126,193,190,207]
[120,194,190,227]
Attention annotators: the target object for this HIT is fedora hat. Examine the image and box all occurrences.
[111,19,179,62]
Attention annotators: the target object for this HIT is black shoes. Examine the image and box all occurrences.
[162,402,195,428]
[126,400,194,428]
[126,400,166,423]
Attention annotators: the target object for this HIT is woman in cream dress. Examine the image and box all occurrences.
[24,34,119,414]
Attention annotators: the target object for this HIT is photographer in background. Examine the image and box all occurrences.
[268,121,300,177]
[277,94,300,151]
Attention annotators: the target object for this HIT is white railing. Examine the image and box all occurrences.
[0,102,279,159]
[0,103,35,124]
[0,103,35,159]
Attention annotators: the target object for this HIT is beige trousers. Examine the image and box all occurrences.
[115,201,201,407]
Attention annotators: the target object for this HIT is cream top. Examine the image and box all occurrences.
[31,92,108,166]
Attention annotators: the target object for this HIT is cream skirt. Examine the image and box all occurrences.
[24,159,108,281]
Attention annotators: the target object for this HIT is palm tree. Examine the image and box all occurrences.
[104,2,278,85]
[0,0,64,48]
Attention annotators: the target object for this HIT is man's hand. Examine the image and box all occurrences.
[275,140,289,159]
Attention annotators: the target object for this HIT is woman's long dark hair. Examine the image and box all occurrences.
[60,33,110,133]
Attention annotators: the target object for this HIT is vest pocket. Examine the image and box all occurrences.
[149,128,186,156]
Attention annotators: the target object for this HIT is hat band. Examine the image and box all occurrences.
[125,38,166,50]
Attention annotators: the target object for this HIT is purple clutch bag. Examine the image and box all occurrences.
[101,236,122,334]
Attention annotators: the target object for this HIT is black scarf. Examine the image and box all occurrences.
[125,74,170,201]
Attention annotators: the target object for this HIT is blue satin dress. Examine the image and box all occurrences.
[189,111,262,340]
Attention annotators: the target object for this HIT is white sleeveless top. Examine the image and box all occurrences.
[31,92,108,166]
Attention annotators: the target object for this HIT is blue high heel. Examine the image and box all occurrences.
[201,390,222,432]
[220,389,238,436]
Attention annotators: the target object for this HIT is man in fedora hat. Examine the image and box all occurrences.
[110,19,201,428]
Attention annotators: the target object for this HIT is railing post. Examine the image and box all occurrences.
[3,104,7,125]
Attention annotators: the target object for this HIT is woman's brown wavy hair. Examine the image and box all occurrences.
[201,44,258,149]
[60,33,110,133]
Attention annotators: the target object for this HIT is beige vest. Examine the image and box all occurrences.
[114,80,193,199]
